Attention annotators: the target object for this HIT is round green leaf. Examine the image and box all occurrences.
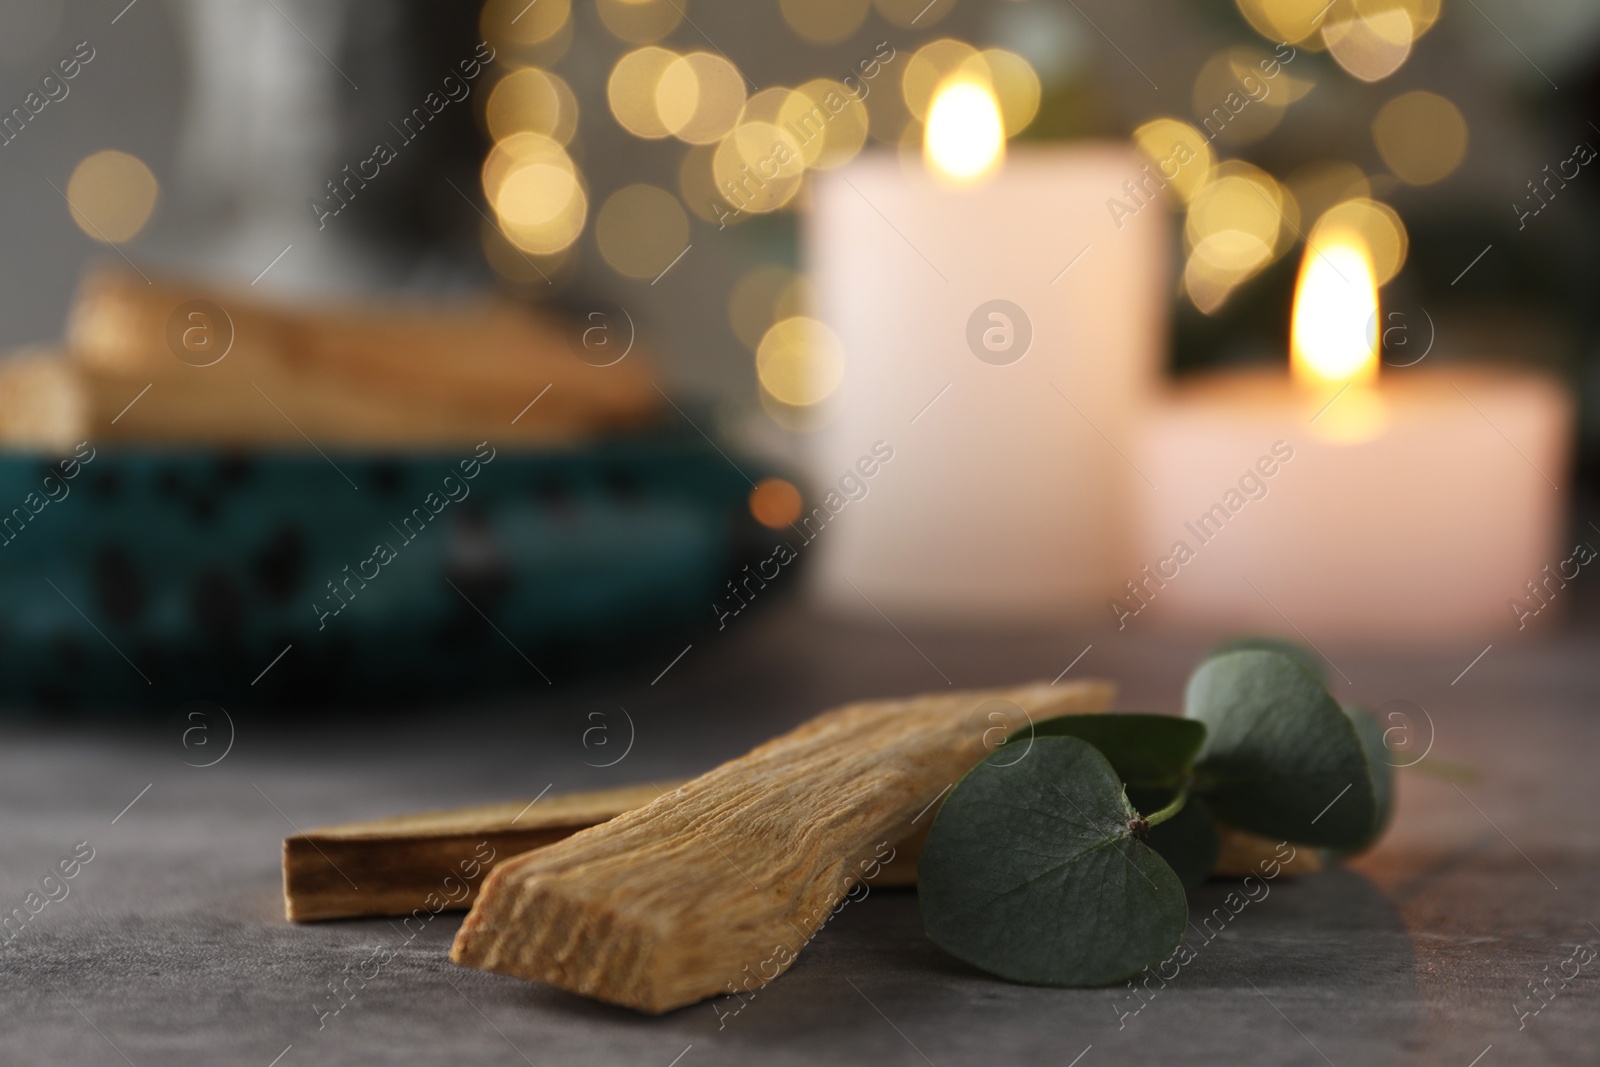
[1025,713,1206,789]
[1208,635,1325,685]
[919,737,1188,987]
[1185,649,1378,848]
[1325,703,1395,858]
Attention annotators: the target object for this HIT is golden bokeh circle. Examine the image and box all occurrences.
[874,0,950,28]
[481,0,571,47]
[679,143,730,224]
[485,67,578,145]
[1185,161,1295,260]
[756,316,845,407]
[1234,0,1336,45]
[483,133,585,255]
[1287,161,1371,225]
[980,48,1041,138]
[595,183,690,279]
[781,0,870,44]
[658,52,747,145]
[1191,47,1290,146]
[1372,91,1467,185]
[479,217,570,283]
[712,121,805,214]
[608,46,679,139]
[483,132,574,204]
[1322,5,1414,81]
[67,150,158,243]
[596,0,684,44]
[1132,117,1215,202]
[792,80,870,170]
[729,265,810,351]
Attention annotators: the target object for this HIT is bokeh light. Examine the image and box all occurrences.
[479,217,570,283]
[483,132,586,255]
[657,52,746,145]
[1190,47,1294,145]
[1372,91,1468,185]
[756,316,845,407]
[981,49,1041,138]
[596,0,684,44]
[874,0,951,28]
[1322,4,1414,81]
[485,67,578,145]
[608,46,679,139]
[1132,117,1215,202]
[66,150,158,243]
[749,477,804,528]
[678,144,729,224]
[1186,161,1295,259]
[781,0,870,44]
[480,0,571,47]
[783,80,870,170]
[595,183,690,279]
[1287,161,1371,226]
[1234,0,1336,45]
[1182,162,1296,313]
[712,120,806,214]
[729,265,811,351]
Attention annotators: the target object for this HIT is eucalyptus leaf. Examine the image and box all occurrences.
[1025,713,1206,789]
[1129,788,1219,891]
[1208,636,1325,685]
[919,737,1187,987]
[1331,703,1395,855]
[1185,650,1377,848]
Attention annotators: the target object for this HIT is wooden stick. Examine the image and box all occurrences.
[285,762,1313,927]
[450,681,1116,1013]
[0,266,660,449]
[283,782,679,922]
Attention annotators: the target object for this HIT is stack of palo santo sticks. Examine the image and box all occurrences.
[0,266,658,450]
[284,682,1320,1014]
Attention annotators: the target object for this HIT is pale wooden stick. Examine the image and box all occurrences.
[450,681,1117,1012]
[287,764,1311,926]
[283,782,678,922]
[50,266,659,447]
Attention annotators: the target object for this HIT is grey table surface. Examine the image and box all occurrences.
[2,607,1596,1066]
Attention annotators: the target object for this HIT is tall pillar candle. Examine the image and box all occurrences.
[803,143,1169,620]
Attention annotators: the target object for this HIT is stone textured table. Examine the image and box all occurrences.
[2,608,1595,1066]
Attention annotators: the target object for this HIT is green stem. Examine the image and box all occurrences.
[1144,778,1192,828]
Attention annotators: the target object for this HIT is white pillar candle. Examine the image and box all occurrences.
[1131,367,1572,641]
[803,143,1169,621]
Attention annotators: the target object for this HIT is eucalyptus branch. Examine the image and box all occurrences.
[1144,777,1192,829]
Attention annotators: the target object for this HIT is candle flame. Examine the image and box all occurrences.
[924,77,1004,183]
[1291,233,1379,387]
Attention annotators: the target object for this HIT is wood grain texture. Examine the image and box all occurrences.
[283,783,677,922]
[450,681,1117,1012]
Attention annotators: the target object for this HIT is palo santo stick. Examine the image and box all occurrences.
[286,787,923,923]
[450,681,1116,1013]
[0,347,624,449]
[284,783,679,922]
[286,763,1312,926]
[63,266,659,444]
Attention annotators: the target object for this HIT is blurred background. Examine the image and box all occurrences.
[0,0,1596,707]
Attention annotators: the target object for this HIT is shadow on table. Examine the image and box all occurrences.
[642,870,1422,1065]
